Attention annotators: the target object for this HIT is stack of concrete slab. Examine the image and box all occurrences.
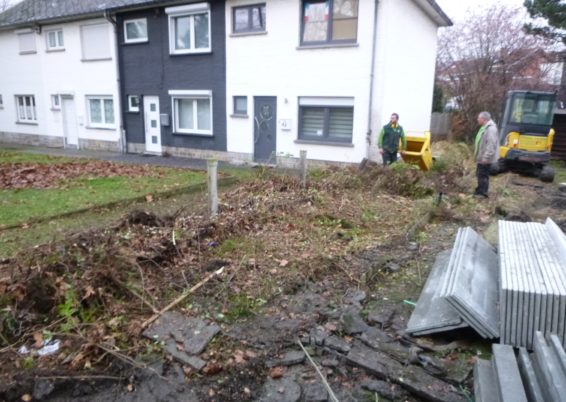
[475,331,566,402]
[407,227,499,339]
[499,218,566,349]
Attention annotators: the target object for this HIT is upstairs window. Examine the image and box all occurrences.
[15,95,37,122]
[124,18,148,44]
[17,31,36,54]
[166,3,211,55]
[46,29,64,51]
[0,95,3,108]
[80,23,111,61]
[301,0,358,45]
[233,4,266,33]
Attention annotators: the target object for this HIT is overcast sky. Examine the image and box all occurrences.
[436,0,525,22]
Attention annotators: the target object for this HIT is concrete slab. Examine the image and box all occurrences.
[406,250,468,336]
[473,359,501,402]
[517,348,545,402]
[532,332,566,401]
[492,344,527,402]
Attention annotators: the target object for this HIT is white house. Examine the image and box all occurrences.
[0,2,122,150]
[225,0,451,165]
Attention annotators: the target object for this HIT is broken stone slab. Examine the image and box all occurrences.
[32,379,54,400]
[302,382,328,402]
[268,350,306,368]
[164,341,207,371]
[366,305,397,328]
[360,379,405,401]
[257,377,302,402]
[142,311,220,355]
[321,358,339,368]
[324,336,351,353]
[346,343,466,402]
[340,306,371,335]
[309,326,328,346]
[344,289,366,307]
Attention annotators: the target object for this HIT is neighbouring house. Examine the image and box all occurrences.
[0,0,127,150]
[0,0,451,165]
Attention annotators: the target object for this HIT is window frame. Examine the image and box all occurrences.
[51,94,61,110]
[15,95,37,123]
[233,96,248,116]
[300,0,359,46]
[166,3,212,55]
[123,18,148,44]
[45,28,64,51]
[298,103,354,144]
[232,3,266,34]
[86,95,115,129]
[128,95,140,112]
[0,94,3,109]
[169,90,213,136]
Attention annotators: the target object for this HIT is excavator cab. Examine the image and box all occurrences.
[497,90,556,182]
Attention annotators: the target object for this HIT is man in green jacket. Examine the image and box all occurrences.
[378,113,407,165]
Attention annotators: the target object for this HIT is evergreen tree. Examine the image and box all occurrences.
[524,0,566,44]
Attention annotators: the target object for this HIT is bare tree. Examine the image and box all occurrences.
[0,0,12,12]
[436,6,556,139]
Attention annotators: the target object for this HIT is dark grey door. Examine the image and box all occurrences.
[254,97,277,163]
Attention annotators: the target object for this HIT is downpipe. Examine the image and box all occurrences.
[366,0,380,161]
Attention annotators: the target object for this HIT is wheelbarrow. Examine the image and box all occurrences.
[401,131,433,171]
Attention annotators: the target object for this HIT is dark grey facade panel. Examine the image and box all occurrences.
[117,1,226,151]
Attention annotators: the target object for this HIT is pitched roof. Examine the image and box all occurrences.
[0,0,176,29]
[413,0,453,27]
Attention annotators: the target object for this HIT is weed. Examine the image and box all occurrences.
[22,356,36,369]
[57,286,79,332]
[225,294,267,321]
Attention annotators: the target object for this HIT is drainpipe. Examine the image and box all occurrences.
[105,10,127,153]
[366,0,380,160]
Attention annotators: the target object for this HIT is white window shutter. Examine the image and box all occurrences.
[81,24,111,60]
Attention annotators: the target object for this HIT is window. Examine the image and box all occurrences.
[86,96,115,128]
[15,95,37,122]
[233,96,247,115]
[233,4,266,33]
[124,18,148,44]
[299,97,354,143]
[17,31,36,54]
[51,94,61,109]
[169,90,213,135]
[80,23,111,60]
[0,95,3,108]
[128,95,140,112]
[301,0,358,45]
[166,3,211,55]
[46,29,64,50]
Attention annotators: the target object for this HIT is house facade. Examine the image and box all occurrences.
[0,0,451,165]
[0,4,123,150]
[225,0,451,164]
[114,1,227,157]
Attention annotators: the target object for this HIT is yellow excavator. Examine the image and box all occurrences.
[495,90,556,182]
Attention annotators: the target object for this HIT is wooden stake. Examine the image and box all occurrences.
[140,267,225,331]
[298,339,340,402]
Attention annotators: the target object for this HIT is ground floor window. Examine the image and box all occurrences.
[298,97,354,143]
[170,91,212,135]
[86,96,115,128]
[15,95,37,122]
[128,95,140,112]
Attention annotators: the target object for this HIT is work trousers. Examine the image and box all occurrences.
[475,163,490,197]
[382,151,398,166]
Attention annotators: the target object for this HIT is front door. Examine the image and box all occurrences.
[254,97,277,163]
[62,97,78,148]
[144,96,162,154]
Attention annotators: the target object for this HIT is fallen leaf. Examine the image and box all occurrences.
[203,362,222,375]
[33,332,43,348]
[145,194,154,203]
[83,285,96,299]
[21,394,32,402]
[245,350,258,359]
[234,350,245,364]
[208,388,216,397]
[270,366,285,379]
[279,259,289,267]
[127,384,134,392]
[244,387,251,395]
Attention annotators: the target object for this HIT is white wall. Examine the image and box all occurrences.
[225,0,442,164]
[226,0,374,163]
[372,0,439,142]
[0,18,121,147]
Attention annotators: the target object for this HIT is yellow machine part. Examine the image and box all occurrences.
[499,129,555,158]
[401,131,433,171]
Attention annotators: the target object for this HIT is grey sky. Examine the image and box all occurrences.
[436,0,525,22]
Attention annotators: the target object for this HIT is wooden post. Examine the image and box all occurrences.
[207,159,218,217]
[300,150,307,188]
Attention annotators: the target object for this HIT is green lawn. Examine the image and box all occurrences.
[0,151,205,228]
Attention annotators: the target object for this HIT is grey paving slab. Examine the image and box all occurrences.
[440,227,499,339]
[406,250,468,336]
[547,334,566,377]
[492,344,528,402]
[517,348,545,402]
[473,359,501,402]
[532,332,566,402]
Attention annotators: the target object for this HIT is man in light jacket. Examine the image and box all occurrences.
[474,111,499,198]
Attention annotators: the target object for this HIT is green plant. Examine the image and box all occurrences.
[57,286,79,332]
[225,294,267,321]
[23,356,36,369]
